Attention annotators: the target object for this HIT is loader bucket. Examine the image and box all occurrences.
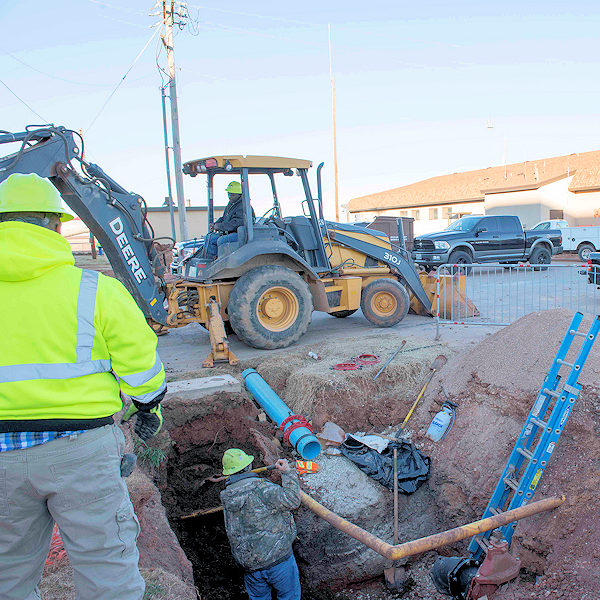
[409,272,479,319]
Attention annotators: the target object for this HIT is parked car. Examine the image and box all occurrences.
[412,215,562,270]
[171,238,204,274]
[587,252,600,285]
[532,219,600,261]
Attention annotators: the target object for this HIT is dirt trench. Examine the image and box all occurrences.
[156,321,600,599]
[154,342,469,600]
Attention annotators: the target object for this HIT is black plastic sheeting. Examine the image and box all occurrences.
[340,437,431,494]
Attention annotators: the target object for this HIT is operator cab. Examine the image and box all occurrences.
[181,155,332,279]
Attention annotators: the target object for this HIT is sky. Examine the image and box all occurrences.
[2,0,600,225]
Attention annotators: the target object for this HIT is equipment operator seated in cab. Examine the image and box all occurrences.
[205,181,255,259]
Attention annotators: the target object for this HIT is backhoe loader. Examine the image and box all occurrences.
[0,126,432,366]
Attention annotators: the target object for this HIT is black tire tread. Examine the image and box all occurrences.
[227,266,313,349]
[578,243,595,261]
[360,278,410,328]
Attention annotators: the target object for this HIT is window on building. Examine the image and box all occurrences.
[399,210,408,217]
[429,208,439,220]
[412,209,420,220]
[442,207,452,219]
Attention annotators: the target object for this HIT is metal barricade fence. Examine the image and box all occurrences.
[434,262,600,338]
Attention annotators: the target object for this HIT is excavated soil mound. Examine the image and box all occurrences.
[411,309,600,599]
[252,335,451,432]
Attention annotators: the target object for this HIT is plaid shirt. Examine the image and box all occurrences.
[0,430,86,452]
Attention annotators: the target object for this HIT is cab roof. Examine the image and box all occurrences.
[183,155,312,176]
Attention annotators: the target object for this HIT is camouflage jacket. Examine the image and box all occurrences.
[220,469,301,571]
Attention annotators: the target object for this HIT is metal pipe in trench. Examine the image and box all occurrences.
[242,368,321,460]
[300,492,565,561]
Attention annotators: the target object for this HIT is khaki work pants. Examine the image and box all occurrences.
[0,424,145,600]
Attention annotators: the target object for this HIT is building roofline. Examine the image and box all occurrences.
[483,172,571,194]
[348,196,484,213]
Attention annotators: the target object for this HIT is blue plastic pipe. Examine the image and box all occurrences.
[242,368,322,460]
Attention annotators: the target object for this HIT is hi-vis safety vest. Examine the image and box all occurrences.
[0,221,166,432]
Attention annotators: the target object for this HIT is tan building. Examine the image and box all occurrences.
[348,151,600,235]
[64,206,226,253]
[146,206,226,240]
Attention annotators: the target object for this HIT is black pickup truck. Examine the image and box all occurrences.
[412,215,562,269]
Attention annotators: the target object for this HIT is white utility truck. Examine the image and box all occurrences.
[531,219,600,260]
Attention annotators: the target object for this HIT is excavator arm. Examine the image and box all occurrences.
[0,125,169,325]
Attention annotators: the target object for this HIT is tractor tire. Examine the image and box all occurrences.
[578,243,595,262]
[529,246,551,271]
[360,278,410,328]
[448,250,473,274]
[330,309,357,318]
[227,265,313,349]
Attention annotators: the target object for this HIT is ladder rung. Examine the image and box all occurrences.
[543,388,561,398]
[563,383,579,395]
[504,477,520,491]
[489,507,503,516]
[570,329,587,337]
[475,536,491,551]
[516,447,534,461]
[530,417,547,428]
[557,359,574,368]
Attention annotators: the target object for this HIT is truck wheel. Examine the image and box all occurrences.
[448,250,472,274]
[530,246,551,271]
[578,243,595,262]
[330,309,357,318]
[360,279,410,327]
[227,266,313,349]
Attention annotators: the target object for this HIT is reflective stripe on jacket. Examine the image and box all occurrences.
[0,221,166,432]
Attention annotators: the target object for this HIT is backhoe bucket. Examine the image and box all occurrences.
[410,272,479,318]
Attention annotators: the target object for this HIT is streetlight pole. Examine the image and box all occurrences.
[328,24,340,222]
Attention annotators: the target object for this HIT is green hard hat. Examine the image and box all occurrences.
[225,181,242,195]
[0,173,74,222]
[222,448,254,476]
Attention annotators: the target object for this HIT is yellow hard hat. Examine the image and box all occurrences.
[0,173,74,222]
[225,181,242,195]
[222,448,254,476]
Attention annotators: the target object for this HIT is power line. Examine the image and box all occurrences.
[199,20,323,48]
[88,0,149,16]
[0,77,46,121]
[86,26,161,133]
[186,3,315,27]
[1,50,112,88]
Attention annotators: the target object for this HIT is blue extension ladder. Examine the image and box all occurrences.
[468,312,600,560]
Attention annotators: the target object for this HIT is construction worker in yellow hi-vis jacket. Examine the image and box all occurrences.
[0,173,166,599]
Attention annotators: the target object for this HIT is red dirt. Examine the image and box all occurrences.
[411,310,600,600]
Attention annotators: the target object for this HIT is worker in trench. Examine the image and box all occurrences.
[0,173,167,599]
[205,180,255,259]
[220,448,302,600]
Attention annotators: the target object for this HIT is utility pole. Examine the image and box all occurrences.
[328,25,340,223]
[160,85,176,240]
[162,0,189,241]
